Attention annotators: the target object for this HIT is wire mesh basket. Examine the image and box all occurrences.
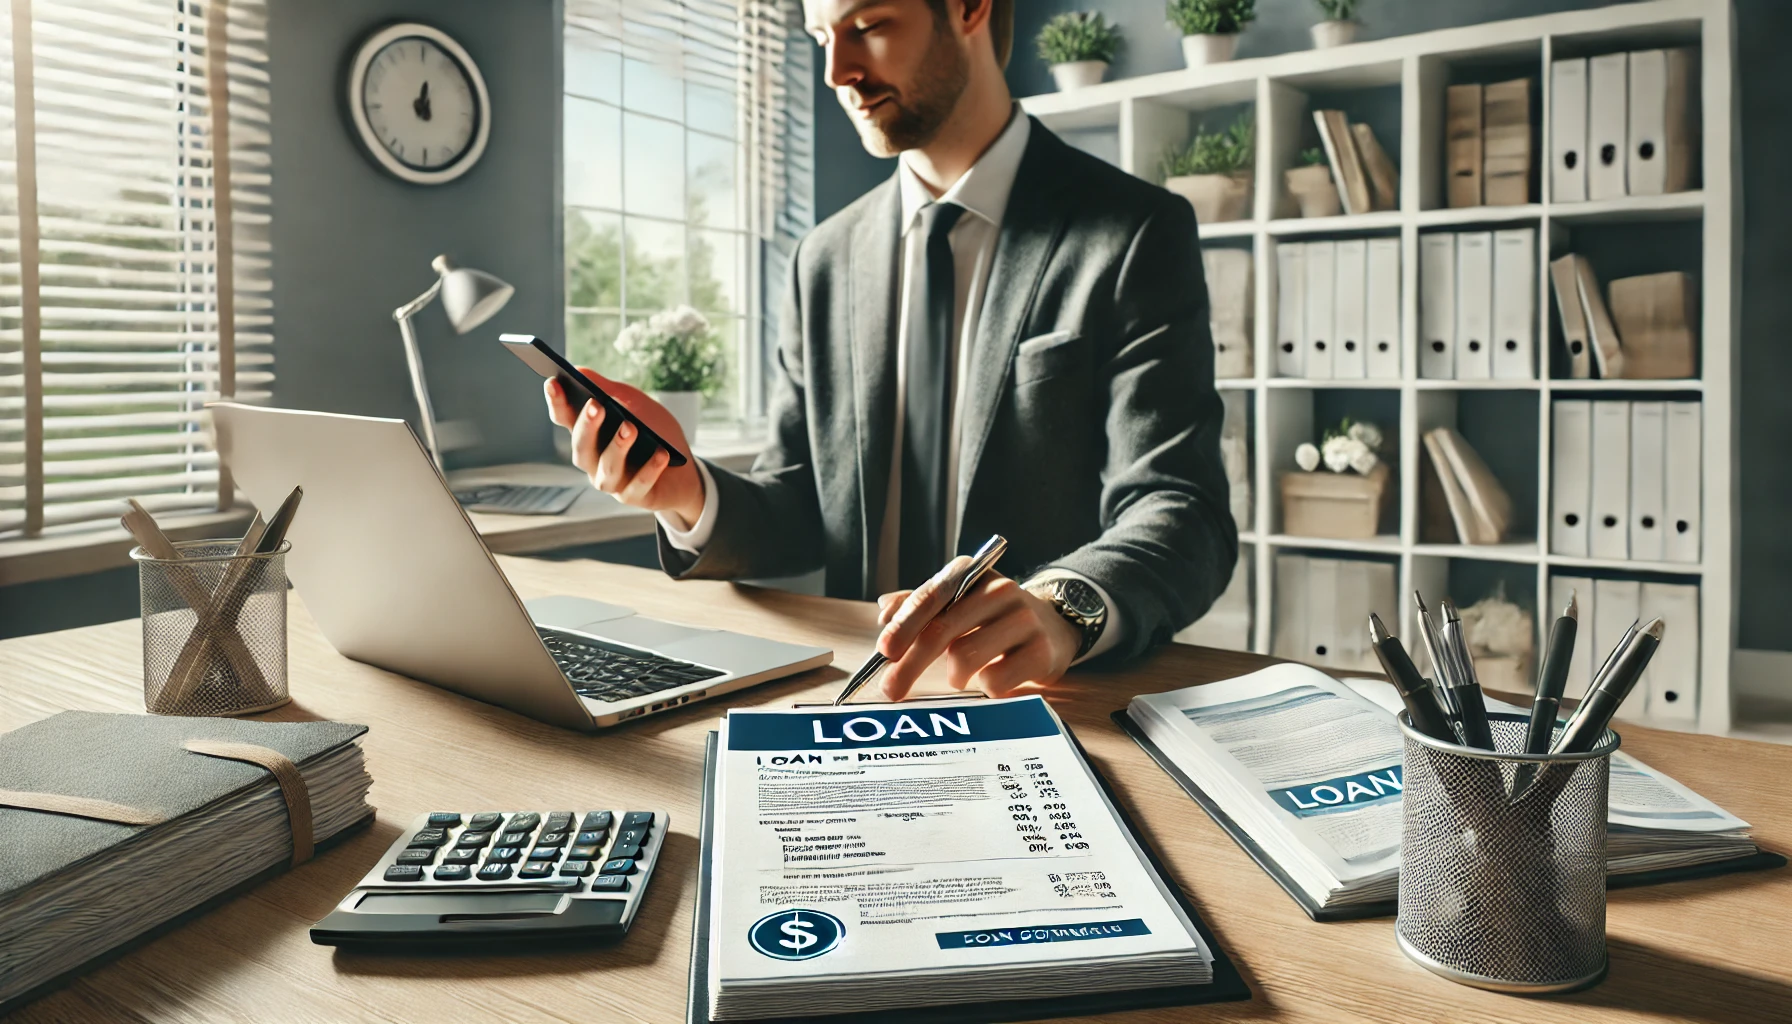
[1395,712,1618,994]
[133,539,290,717]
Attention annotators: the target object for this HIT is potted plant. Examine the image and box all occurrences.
[1037,12,1121,92]
[1311,0,1360,49]
[1161,112,1254,224]
[1167,0,1255,67]
[1285,146,1341,218]
[613,305,725,443]
[1282,419,1391,539]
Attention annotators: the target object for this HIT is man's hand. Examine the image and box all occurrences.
[543,370,705,527]
[872,559,1082,701]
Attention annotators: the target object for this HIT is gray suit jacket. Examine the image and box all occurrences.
[658,120,1237,662]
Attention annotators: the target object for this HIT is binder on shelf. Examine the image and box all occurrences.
[1271,553,1307,660]
[1333,239,1368,379]
[1664,400,1702,564]
[1316,109,1372,216]
[1587,52,1630,201]
[1551,399,1593,557]
[1304,241,1338,379]
[1629,401,1668,563]
[1351,122,1400,212]
[1590,400,1633,561]
[1641,581,1700,723]
[1454,232,1494,380]
[1551,574,1597,699]
[1609,271,1697,379]
[1550,57,1589,203]
[1332,560,1370,670]
[1419,233,1456,379]
[1446,84,1484,208]
[1627,47,1697,197]
[1426,427,1513,545]
[1492,228,1537,380]
[1306,557,1340,665]
[1204,248,1254,379]
[1483,77,1533,207]
[1594,577,1646,721]
[1365,238,1402,379]
[1575,256,1628,379]
[1550,254,1593,378]
[1276,242,1306,378]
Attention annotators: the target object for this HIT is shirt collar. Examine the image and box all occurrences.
[898,105,1030,233]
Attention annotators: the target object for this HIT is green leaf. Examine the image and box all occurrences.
[1166,0,1257,36]
[1036,11,1122,65]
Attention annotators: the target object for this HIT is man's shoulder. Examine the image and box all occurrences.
[1036,126,1183,219]
[797,176,897,272]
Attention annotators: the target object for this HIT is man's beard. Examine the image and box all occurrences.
[840,25,968,156]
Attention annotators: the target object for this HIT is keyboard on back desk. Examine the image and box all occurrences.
[537,626,725,703]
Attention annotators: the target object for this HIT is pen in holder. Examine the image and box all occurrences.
[1395,711,1618,994]
[133,539,291,717]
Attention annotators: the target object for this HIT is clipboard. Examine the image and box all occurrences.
[687,724,1253,1024]
[1112,709,1786,923]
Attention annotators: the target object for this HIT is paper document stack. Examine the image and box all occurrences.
[705,697,1212,1019]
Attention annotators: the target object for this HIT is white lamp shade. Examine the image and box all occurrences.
[440,266,514,334]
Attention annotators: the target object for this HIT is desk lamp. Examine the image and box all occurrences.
[392,255,513,470]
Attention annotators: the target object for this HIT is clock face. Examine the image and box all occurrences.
[348,24,490,185]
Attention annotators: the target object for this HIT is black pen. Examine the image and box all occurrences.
[1525,593,1579,755]
[1589,617,1639,694]
[1368,613,1455,742]
[1439,599,1494,749]
[1552,618,1664,754]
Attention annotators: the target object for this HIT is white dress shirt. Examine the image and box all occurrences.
[661,107,1120,661]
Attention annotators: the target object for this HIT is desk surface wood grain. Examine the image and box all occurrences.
[1,558,1787,1024]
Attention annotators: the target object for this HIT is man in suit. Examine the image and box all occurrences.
[544,0,1235,700]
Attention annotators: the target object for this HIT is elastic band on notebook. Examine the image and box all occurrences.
[184,740,314,866]
[0,788,165,826]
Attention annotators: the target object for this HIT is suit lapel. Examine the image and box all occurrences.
[956,124,1072,531]
[848,178,903,594]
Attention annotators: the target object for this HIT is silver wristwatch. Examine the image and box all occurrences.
[1022,573,1108,661]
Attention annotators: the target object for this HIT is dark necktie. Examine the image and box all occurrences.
[899,200,965,590]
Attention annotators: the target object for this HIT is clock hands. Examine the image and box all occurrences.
[412,79,432,122]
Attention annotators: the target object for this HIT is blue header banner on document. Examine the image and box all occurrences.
[726,698,1059,751]
[1269,765,1404,817]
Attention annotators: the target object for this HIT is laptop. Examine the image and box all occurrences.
[209,403,833,731]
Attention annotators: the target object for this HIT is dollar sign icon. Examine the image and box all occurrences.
[779,917,818,953]
[750,908,843,961]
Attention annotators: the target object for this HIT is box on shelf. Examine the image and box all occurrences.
[1280,462,1391,540]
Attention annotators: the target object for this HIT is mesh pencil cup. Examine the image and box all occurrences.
[132,539,291,717]
[1395,712,1619,994]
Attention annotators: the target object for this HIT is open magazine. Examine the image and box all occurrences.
[1124,664,1764,915]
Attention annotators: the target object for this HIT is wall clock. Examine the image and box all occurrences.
[346,23,491,185]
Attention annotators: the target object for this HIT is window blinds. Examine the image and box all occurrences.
[1,0,272,537]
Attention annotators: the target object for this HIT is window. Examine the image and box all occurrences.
[0,0,272,538]
[563,0,812,430]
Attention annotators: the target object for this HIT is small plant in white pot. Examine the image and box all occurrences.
[1285,147,1342,218]
[614,305,724,444]
[1167,0,1255,67]
[1311,0,1361,49]
[1161,112,1254,224]
[1037,11,1121,92]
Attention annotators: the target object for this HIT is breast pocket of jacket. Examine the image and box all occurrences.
[1011,330,1088,387]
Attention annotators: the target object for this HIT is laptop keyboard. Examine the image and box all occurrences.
[538,627,725,704]
[455,483,582,515]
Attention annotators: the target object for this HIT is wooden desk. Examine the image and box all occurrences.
[1,559,1788,1023]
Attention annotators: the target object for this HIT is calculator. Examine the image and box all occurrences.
[309,808,667,949]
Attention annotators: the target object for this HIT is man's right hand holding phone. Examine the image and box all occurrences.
[543,370,705,529]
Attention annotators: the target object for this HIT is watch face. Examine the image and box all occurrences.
[1059,579,1104,618]
[361,36,479,171]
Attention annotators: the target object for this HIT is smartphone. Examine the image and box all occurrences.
[499,333,689,470]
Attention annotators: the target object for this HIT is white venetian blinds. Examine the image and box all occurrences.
[0,0,272,538]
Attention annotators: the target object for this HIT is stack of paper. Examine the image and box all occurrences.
[0,713,372,1011]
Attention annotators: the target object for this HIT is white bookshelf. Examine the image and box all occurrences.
[1020,0,1739,734]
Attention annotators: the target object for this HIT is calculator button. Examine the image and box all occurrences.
[426,812,463,828]
[433,864,472,881]
[535,832,567,848]
[395,848,436,865]
[608,841,641,861]
[383,864,424,882]
[622,812,655,830]
[441,848,480,865]
[455,831,494,848]
[599,858,637,876]
[468,813,505,832]
[559,860,593,877]
[504,813,541,832]
[486,846,522,864]
[576,830,608,847]
[518,863,555,879]
[616,827,648,846]
[568,843,602,860]
[498,830,532,847]
[408,829,449,847]
[580,811,613,832]
[589,874,630,893]
[527,847,561,862]
[545,812,574,831]
[476,863,513,881]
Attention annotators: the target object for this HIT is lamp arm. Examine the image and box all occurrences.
[392,277,444,322]
[396,312,444,472]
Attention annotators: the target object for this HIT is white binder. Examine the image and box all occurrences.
[1641,581,1699,723]
[1332,559,1369,670]
[1333,239,1368,379]
[1304,241,1338,380]
[1491,228,1536,380]
[1549,255,1593,379]
[1454,232,1494,380]
[1594,578,1646,721]
[1551,400,1593,556]
[1550,57,1589,203]
[1550,574,1596,699]
[1271,553,1307,660]
[1664,401,1702,563]
[1587,52,1630,201]
[1590,400,1632,561]
[1276,243,1306,378]
[1306,557,1339,665]
[1419,233,1456,379]
[1365,238,1402,379]
[1629,401,1667,562]
[1627,48,1696,196]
